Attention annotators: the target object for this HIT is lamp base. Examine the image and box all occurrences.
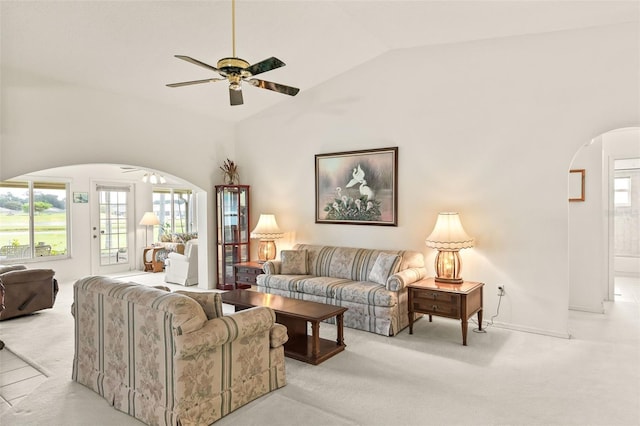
[257,240,277,263]
[434,276,464,284]
[434,250,464,284]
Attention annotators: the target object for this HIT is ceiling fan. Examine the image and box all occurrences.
[166,0,299,106]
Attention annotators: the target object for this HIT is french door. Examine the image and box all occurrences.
[91,182,134,275]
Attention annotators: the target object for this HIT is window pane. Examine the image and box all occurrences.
[152,188,195,240]
[0,180,68,261]
[0,182,30,260]
[33,182,67,257]
[614,177,630,190]
[614,192,630,205]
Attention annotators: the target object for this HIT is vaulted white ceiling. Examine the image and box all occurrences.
[2,1,638,123]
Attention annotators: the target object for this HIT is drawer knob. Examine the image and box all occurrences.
[432,304,438,310]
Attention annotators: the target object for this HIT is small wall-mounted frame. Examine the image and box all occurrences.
[73,192,89,203]
[569,169,585,202]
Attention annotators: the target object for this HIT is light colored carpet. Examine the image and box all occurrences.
[1,273,639,425]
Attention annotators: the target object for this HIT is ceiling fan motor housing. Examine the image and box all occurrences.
[217,57,251,75]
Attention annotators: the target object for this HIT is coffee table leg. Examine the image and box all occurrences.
[336,313,344,346]
[311,321,320,357]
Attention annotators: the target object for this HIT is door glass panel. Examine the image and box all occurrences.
[98,189,129,265]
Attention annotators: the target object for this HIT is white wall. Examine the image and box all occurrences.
[237,23,639,337]
[2,22,638,336]
[569,138,606,312]
[569,128,640,311]
[605,129,640,278]
[1,83,236,288]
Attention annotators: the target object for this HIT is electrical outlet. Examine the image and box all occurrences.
[497,285,505,296]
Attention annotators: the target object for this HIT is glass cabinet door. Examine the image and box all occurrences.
[215,185,250,289]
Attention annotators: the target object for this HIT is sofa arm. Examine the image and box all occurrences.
[262,260,281,275]
[270,323,288,348]
[176,306,276,359]
[386,267,427,291]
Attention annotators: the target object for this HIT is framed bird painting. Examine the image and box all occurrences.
[315,147,398,226]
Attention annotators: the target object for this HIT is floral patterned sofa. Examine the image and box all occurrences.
[257,244,426,336]
[72,276,287,425]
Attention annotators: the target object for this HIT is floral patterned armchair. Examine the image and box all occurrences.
[72,276,287,425]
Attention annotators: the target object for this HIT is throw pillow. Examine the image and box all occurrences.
[280,250,309,275]
[175,290,224,320]
[368,253,402,285]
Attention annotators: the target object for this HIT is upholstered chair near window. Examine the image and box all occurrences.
[164,239,198,286]
[0,265,58,320]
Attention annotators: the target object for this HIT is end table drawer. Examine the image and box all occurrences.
[237,274,258,285]
[236,266,263,276]
[413,301,460,317]
[412,289,460,304]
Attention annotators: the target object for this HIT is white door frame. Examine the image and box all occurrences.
[91,181,135,275]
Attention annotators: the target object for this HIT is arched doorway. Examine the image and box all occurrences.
[569,127,640,312]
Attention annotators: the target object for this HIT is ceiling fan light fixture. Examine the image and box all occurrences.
[229,82,242,91]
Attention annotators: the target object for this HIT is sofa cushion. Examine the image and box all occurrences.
[368,253,402,285]
[296,276,352,298]
[280,250,308,275]
[288,276,397,307]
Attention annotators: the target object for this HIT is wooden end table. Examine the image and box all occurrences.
[233,261,264,289]
[407,278,484,346]
[142,246,165,273]
[221,290,347,365]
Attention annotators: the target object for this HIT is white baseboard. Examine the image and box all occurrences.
[490,321,572,339]
[569,303,605,314]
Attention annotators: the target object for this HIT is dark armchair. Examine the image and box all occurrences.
[0,265,58,320]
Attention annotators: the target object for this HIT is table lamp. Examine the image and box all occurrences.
[250,214,283,263]
[139,212,160,246]
[425,212,474,284]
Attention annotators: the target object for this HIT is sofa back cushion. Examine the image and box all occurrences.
[293,244,424,282]
[0,264,27,275]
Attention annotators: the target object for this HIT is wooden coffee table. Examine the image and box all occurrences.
[221,290,347,365]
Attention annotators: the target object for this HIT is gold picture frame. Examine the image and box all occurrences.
[315,147,398,226]
[569,169,585,202]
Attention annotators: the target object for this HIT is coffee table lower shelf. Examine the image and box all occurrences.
[221,290,347,365]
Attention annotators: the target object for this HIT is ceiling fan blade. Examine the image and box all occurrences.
[229,87,244,106]
[248,79,300,96]
[174,55,221,73]
[166,78,223,88]
[245,57,286,76]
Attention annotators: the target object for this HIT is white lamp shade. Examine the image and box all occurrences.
[250,214,283,240]
[425,212,474,251]
[139,212,160,226]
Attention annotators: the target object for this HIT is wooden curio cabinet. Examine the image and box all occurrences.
[215,185,250,290]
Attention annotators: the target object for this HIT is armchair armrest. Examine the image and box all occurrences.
[270,323,288,348]
[167,252,188,261]
[262,260,281,275]
[386,267,427,291]
[176,306,277,359]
